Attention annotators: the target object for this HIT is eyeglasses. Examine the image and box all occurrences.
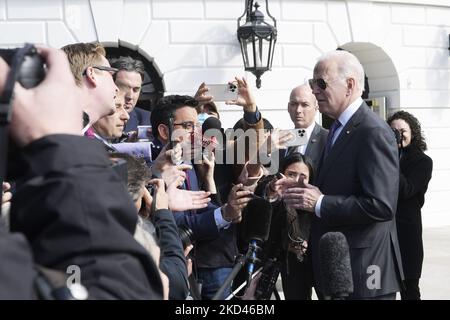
[308,78,340,90]
[83,65,119,76]
[172,121,200,133]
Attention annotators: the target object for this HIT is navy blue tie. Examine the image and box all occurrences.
[324,120,342,157]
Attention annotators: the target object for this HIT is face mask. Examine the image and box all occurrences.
[197,113,211,125]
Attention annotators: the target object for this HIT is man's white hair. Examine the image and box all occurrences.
[316,50,365,93]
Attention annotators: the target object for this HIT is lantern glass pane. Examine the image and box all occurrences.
[243,36,255,69]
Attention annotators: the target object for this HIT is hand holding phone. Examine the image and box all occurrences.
[279,129,308,147]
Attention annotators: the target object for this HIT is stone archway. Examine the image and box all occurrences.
[341,42,400,113]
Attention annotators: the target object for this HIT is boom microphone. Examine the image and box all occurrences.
[319,232,354,300]
[242,198,272,289]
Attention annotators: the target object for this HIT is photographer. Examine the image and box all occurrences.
[1,46,164,299]
[388,111,433,300]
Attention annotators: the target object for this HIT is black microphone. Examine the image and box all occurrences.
[201,116,222,152]
[319,232,354,300]
[242,198,272,288]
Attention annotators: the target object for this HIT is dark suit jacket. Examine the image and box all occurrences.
[124,107,151,133]
[282,123,328,179]
[396,145,433,279]
[311,103,404,299]
[151,209,189,299]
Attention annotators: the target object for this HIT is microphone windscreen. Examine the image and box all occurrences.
[319,232,354,299]
[202,116,222,134]
[242,198,272,243]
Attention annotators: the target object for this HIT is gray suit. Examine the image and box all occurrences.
[311,103,404,299]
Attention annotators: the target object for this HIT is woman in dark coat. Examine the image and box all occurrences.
[388,111,433,300]
[254,152,314,300]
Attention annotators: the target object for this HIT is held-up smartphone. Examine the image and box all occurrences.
[279,128,308,147]
[141,184,157,215]
[137,125,152,140]
[206,83,238,101]
[168,117,174,150]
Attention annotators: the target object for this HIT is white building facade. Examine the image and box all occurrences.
[1,0,449,226]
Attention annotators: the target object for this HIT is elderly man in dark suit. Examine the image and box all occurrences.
[282,50,404,300]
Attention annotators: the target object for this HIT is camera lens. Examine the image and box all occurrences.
[178,225,194,249]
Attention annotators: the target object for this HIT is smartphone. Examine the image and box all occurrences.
[137,125,152,140]
[168,117,174,150]
[280,128,308,147]
[206,83,238,101]
[142,184,157,215]
[275,172,285,180]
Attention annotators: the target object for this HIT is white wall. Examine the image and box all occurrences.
[1,0,449,226]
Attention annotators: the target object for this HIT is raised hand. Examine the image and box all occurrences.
[195,151,216,193]
[151,142,184,177]
[194,82,213,106]
[225,77,256,113]
[222,183,253,223]
[166,180,211,212]
[267,128,295,151]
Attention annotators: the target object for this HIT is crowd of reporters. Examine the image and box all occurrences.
[0,42,432,300]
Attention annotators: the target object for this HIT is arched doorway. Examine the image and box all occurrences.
[104,44,164,112]
[321,43,400,128]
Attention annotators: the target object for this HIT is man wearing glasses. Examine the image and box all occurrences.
[150,95,254,299]
[282,50,403,300]
[61,42,119,133]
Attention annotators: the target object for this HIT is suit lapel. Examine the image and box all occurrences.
[304,123,320,157]
[317,104,367,186]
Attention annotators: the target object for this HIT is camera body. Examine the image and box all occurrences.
[392,128,403,146]
[0,44,45,89]
[178,224,194,250]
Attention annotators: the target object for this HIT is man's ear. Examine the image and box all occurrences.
[346,77,356,96]
[158,124,169,141]
[84,67,97,87]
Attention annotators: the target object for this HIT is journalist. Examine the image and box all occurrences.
[388,110,433,300]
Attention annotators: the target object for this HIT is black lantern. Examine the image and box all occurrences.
[237,0,277,88]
